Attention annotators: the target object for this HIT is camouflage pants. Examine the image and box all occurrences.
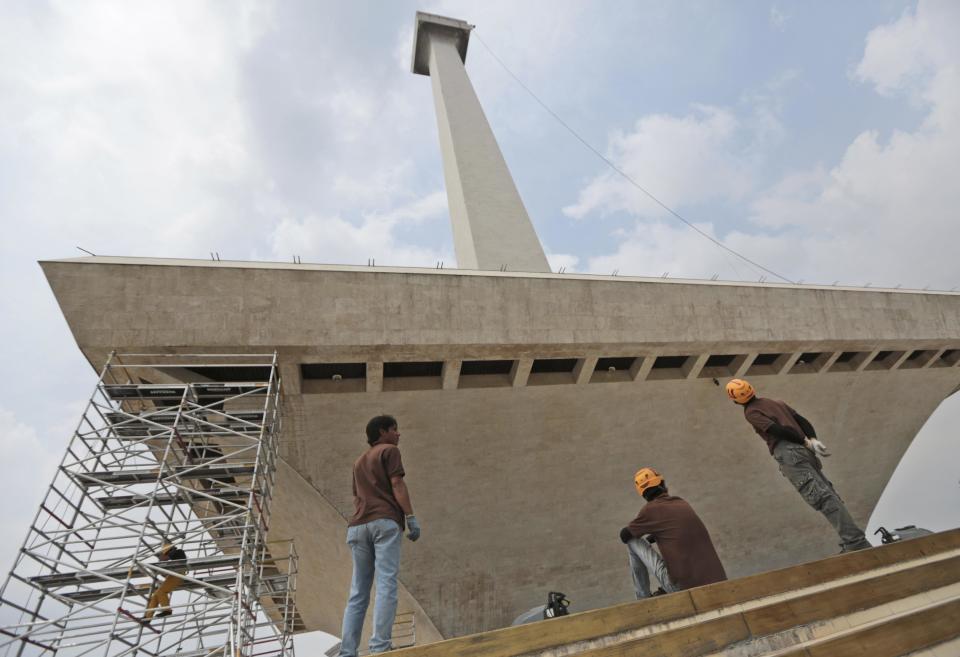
[772,442,871,552]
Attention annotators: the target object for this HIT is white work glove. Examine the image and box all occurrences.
[804,437,831,457]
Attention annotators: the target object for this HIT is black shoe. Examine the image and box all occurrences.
[651,587,667,596]
[157,609,173,618]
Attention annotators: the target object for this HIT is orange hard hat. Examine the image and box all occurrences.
[726,378,755,404]
[634,467,664,496]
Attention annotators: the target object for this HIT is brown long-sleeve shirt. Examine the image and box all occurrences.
[743,397,812,454]
[627,495,726,590]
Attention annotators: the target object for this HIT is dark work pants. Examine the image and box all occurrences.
[772,442,871,552]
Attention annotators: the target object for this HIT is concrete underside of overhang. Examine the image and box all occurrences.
[40,258,960,639]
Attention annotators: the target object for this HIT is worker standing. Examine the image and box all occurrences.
[725,379,871,552]
[143,541,186,622]
[620,468,726,598]
[338,415,421,657]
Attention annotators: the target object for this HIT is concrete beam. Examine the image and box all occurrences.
[511,358,532,387]
[630,355,656,382]
[683,354,710,380]
[366,362,383,393]
[573,357,598,385]
[734,354,757,378]
[776,352,803,375]
[442,360,462,390]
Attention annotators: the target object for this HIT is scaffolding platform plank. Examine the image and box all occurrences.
[60,573,290,603]
[75,465,255,487]
[102,385,187,401]
[30,555,241,588]
[60,574,239,603]
[97,489,250,509]
[105,411,267,437]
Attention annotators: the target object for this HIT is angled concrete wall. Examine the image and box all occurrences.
[41,257,960,638]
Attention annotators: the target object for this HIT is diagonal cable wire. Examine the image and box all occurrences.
[472,30,795,284]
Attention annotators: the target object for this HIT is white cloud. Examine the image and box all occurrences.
[0,1,270,258]
[769,6,791,31]
[563,106,754,221]
[585,220,791,282]
[854,0,960,101]
[0,408,63,569]
[269,191,450,266]
[746,0,960,287]
[573,0,960,289]
[544,250,580,273]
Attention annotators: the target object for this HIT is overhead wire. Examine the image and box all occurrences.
[471,30,795,285]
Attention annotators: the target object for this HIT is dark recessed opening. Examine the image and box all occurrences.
[460,360,514,376]
[383,362,443,378]
[530,358,577,374]
[797,353,822,365]
[183,366,272,382]
[935,349,960,367]
[301,363,366,380]
[595,357,637,372]
[705,354,736,368]
[652,356,689,369]
[752,353,780,366]
[835,351,858,364]
[866,350,905,371]
[900,349,937,370]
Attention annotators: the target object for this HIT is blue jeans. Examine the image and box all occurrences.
[627,537,679,599]
[339,518,402,656]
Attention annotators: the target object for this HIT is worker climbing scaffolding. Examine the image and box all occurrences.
[726,378,872,552]
[142,541,187,623]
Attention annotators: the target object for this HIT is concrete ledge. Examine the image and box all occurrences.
[690,528,960,612]
[572,613,750,657]
[743,554,960,636]
[779,596,960,657]
[387,593,697,657]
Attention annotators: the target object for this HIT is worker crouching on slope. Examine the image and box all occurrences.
[725,379,871,552]
[619,468,726,598]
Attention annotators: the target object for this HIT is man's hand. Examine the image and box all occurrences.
[804,437,831,457]
[406,515,421,542]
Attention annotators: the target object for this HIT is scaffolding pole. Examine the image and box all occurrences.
[0,353,301,657]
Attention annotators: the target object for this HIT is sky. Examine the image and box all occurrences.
[1,0,958,652]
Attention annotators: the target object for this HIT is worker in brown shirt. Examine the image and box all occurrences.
[619,468,726,598]
[338,415,420,657]
[726,379,871,552]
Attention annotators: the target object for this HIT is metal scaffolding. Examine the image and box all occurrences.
[0,353,301,657]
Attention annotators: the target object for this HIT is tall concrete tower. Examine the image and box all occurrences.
[412,12,551,273]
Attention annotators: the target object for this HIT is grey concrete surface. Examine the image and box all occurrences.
[40,258,960,639]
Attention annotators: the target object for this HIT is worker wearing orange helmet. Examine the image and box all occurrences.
[726,379,871,552]
[618,467,726,598]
